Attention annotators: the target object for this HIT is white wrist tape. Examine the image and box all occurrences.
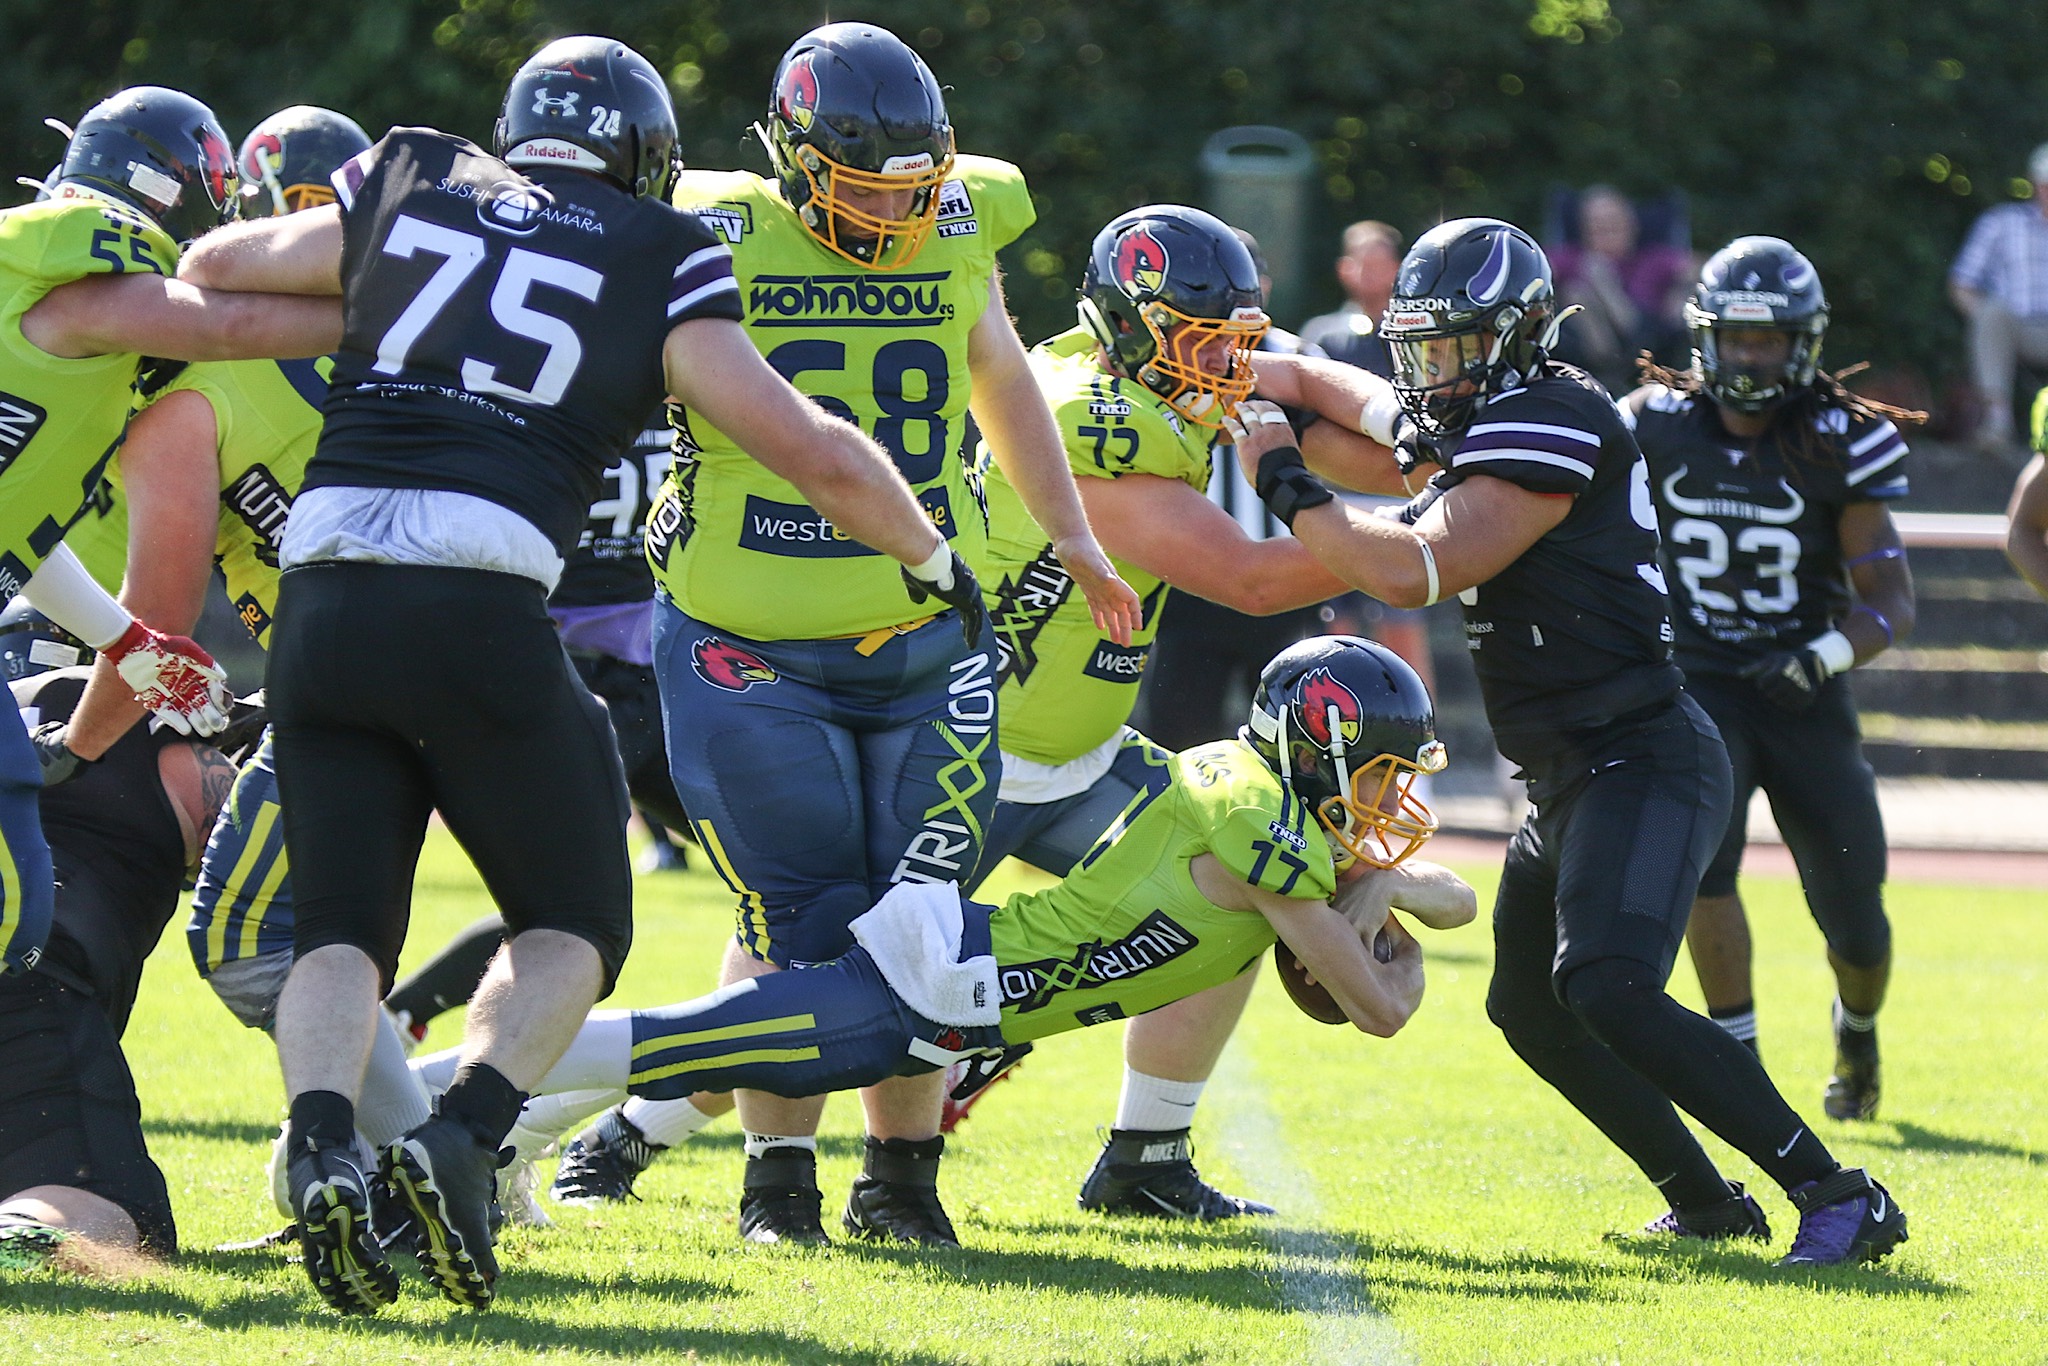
[908,541,953,590]
[1810,629,1855,677]
[22,544,134,649]
[1361,383,1404,447]
[1417,538,1440,607]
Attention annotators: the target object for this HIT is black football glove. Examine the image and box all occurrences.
[1741,648,1828,712]
[902,548,987,651]
[29,720,89,787]
[1391,412,1446,480]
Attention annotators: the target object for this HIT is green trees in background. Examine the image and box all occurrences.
[10,0,2047,389]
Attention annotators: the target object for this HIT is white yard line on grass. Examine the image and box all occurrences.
[1212,1047,1416,1366]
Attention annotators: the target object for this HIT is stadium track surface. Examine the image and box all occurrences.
[1428,834,2048,888]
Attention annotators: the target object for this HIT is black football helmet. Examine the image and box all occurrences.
[1380,217,1558,439]
[759,23,955,270]
[57,86,239,244]
[0,600,94,683]
[1079,205,1270,428]
[1242,636,1445,870]
[1685,236,1828,413]
[238,106,371,217]
[496,36,679,199]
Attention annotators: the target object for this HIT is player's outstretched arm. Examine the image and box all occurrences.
[968,273,1141,645]
[62,390,224,761]
[175,205,345,295]
[1249,351,1410,496]
[664,318,947,568]
[20,272,342,364]
[1077,472,1349,616]
[2007,454,2048,601]
[1333,859,1479,934]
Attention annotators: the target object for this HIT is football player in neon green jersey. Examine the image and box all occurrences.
[0,87,340,978]
[423,638,1473,1237]
[638,21,1138,1247]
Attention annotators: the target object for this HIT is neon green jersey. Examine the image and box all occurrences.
[981,327,1218,765]
[648,158,1034,639]
[0,194,176,595]
[990,738,1335,1043]
[67,357,323,647]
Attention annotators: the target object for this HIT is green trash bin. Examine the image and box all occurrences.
[1200,125,1316,323]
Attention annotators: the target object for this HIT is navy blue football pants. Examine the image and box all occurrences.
[655,598,999,967]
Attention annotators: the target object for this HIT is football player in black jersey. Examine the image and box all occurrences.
[0,607,245,1271]
[1228,218,1906,1266]
[1625,238,1919,1121]
[180,36,983,1315]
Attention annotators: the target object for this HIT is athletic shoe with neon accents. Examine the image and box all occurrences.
[285,1132,399,1314]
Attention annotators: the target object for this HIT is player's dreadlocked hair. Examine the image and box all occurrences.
[1636,354,1926,474]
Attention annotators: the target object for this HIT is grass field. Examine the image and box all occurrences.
[3,831,2043,1364]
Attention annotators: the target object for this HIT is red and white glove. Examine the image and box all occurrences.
[101,621,232,736]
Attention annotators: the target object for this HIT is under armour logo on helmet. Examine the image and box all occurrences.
[532,90,580,117]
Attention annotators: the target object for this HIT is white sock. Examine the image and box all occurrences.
[1711,1009,1759,1044]
[530,1011,634,1093]
[1834,998,1878,1033]
[410,1045,462,1096]
[622,1094,725,1148]
[743,1132,817,1159]
[355,1010,434,1146]
[1114,1068,1206,1133]
[508,1088,623,1165]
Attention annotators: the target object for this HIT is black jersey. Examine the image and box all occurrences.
[1399,365,1681,764]
[309,129,742,555]
[549,404,672,608]
[13,669,188,1033]
[1625,383,1910,677]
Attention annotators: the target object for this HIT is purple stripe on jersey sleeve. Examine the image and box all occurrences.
[1457,419,1601,470]
[331,152,372,212]
[1860,474,1910,500]
[1846,426,1908,486]
[668,245,738,320]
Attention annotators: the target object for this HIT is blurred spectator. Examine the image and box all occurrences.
[1297,220,1402,376]
[1549,185,1692,395]
[1949,143,2048,455]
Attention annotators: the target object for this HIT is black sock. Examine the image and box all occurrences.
[384,917,505,1025]
[289,1089,357,1150]
[1564,961,1836,1190]
[439,1062,527,1150]
[1503,1031,1733,1209]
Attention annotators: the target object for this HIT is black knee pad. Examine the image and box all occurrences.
[1560,956,1666,1047]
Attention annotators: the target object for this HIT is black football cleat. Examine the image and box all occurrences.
[1634,1180,1772,1241]
[1078,1127,1275,1221]
[551,1108,664,1205]
[843,1135,959,1247]
[382,1115,507,1309]
[285,1132,399,1315]
[1780,1167,1908,1266]
[739,1146,830,1246]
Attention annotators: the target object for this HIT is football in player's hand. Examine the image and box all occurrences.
[1274,948,1348,1025]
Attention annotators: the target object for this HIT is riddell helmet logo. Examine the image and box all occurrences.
[781,52,820,132]
[1115,225,1169,297]
[692,637,779,691]
[1299,668,1363,746]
